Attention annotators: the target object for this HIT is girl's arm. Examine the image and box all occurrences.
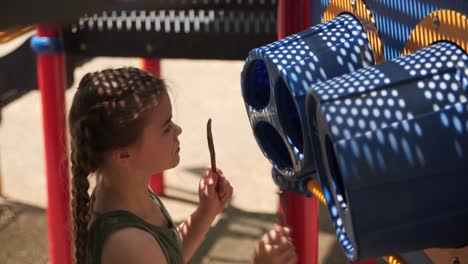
[176,206,217,263]
[177,168,233,263]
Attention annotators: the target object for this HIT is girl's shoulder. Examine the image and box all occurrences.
[87,210,176,264]
[99,226,168,264]
[87,195,184,264]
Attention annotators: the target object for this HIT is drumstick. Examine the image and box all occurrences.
[207,118,222,192]
[207,118,217,172]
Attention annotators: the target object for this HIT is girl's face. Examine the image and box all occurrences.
[132,91,182,175]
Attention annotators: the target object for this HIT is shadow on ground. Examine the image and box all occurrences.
[187,201,347,264]
[0,199,49,264]
[164,166,348,264]
[0,186,348,264]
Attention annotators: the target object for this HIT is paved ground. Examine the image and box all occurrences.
[0,40,347,263]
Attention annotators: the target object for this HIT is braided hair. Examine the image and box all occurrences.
[68,67,166,264]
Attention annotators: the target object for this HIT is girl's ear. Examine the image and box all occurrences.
[111,149,131,166]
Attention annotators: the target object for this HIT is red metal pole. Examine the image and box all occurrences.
[142,59,161,77]
[35,25,72,264]
[141,59,165,196]
[277,1,319,264]
[280,191,319,264]
[277,0,310,40]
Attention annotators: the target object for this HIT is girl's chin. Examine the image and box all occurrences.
[152,156,180,173]
[173,156,181,166]
[168,156,181,169]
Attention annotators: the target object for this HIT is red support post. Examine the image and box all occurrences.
[277,1,319,264]
[277,0,311,40]
[35,25,72,264]
[141,58,165,196]
[280,191,319,264]
[142,59,161,77]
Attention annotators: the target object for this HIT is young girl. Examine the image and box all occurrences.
[68,67,296,264]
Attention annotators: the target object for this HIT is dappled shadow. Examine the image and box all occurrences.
[189,202,277,264]
[318,202,349,263]
[0,199,48,264]
[163,182,348,264]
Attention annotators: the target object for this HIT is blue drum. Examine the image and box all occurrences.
[241,14,375,181]
[307,41,468,260]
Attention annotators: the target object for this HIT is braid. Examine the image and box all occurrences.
[71,162,90,264]
[70,125,93,264]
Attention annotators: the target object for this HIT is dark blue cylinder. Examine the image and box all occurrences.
[307,41,468,260]
[241,14,375,180]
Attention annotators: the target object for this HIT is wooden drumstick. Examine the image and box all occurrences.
[207,118,217,172]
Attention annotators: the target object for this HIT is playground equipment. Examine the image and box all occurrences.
[1,0,467,263]
[0,26,34,44]
[242,0,468,263]
[309,40,468,260]
[33,25,72,264]
[2,0,275,30]
[242,13,376,181]
[275,3,319,264]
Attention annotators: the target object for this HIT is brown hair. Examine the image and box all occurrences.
[68,67,166,263]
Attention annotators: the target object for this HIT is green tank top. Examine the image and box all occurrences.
[87,189,184,264]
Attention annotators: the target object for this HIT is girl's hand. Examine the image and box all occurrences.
[198,168,233,218]
[251,225,297,264]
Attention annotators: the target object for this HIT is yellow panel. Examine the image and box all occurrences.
[383,255,407,264]
[0,26,34,44]
[307,179,326,205]
[403,10,468,55]
[323,0,385,64]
